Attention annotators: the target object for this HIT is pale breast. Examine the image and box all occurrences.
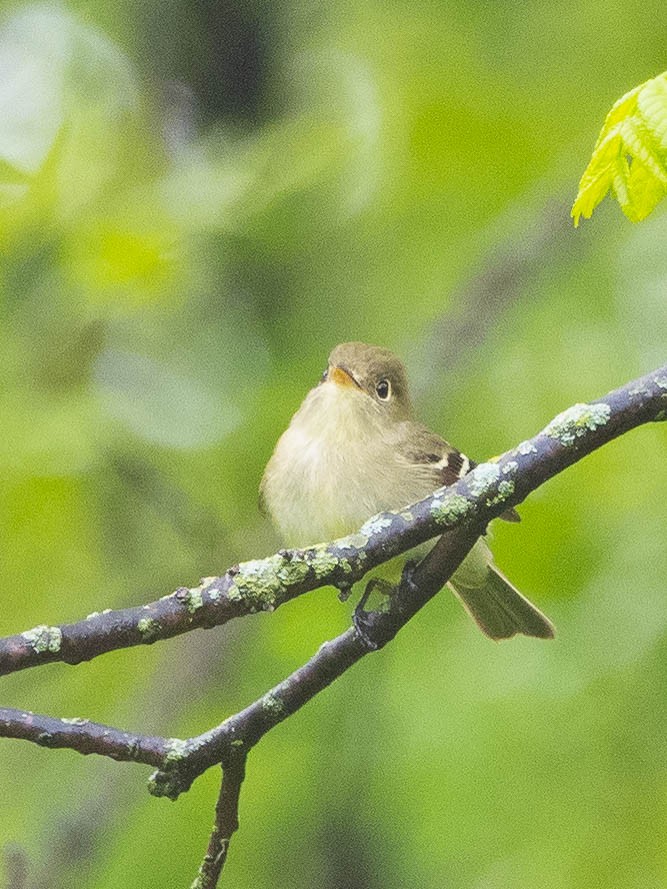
[260,384,438,547]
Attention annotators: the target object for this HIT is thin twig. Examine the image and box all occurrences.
[0,708,168,767]
[181,529,479,888]
[415,197,580,401]
[191,757,247,889]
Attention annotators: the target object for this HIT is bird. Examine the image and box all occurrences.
[259,342,554,640]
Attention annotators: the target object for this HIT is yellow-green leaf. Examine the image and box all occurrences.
[572,71,667,225]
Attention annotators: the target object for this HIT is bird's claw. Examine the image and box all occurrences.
[353,607,379,651]
[353,577,396,650]
[399,559,419,595]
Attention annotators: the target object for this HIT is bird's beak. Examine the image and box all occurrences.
[328,365,361,389]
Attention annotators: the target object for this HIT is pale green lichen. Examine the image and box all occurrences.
[61,716,89,726]
[359,514,394,536]
[163,738,189,765]
[544,402,611,446]
[655,376,667,390]
[172,586,204,613]
[226,583,242,602]
[261,693,286,719]
[147,737,208,799]
[467,462,501,497]
[308,548,341,580]
[232,534,367,608]
[306,546,356,584]
[431,493,473,526]
[655,409,667,422]
[276,557,310,587]
[517,440,537,456]
[230,738,245,748]
[486,479,515,507]
[137,617,161,642]
[185,587,204,614]
[502,460,518,476]
[21,625,62,654]
[344,532,370,549]
[207,586,222,603]
[230,556,295,611]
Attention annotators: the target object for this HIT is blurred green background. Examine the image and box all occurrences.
[1,2,666,887]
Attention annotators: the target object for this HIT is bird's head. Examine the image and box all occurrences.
[321,342,413,423]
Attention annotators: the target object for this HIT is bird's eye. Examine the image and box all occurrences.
[320,368,328,383]
[376,379,391,400]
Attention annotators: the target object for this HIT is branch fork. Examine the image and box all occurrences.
[1,364,665,888]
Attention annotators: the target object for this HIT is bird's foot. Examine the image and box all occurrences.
[398,559,419,596]
[337,582,352,603]
[353,577,396,650]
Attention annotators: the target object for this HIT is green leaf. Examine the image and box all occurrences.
[572,71,667,225]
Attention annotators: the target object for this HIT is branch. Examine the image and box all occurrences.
[2,365,665,680]
[416,196,578,402]
[0,364,665,887]
[147,527,480,802]
[191,757,246,889]
[0,708,168,767]
[3,844,28,889]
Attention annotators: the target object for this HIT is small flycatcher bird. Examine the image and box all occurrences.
[260,342,554,640]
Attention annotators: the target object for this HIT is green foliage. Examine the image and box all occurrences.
[572,70,667,225]
[1,2,667,888]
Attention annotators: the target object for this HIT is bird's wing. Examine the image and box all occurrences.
[396,423,520,522]
[399,424,475,486]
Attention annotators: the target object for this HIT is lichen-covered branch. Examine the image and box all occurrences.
[2,364,665,682]
[148,528,481,802]
[0,488,474,677]
[0,707,169,766]
[0,364,665,889]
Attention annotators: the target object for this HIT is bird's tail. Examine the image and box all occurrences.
[448,540,554,640]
